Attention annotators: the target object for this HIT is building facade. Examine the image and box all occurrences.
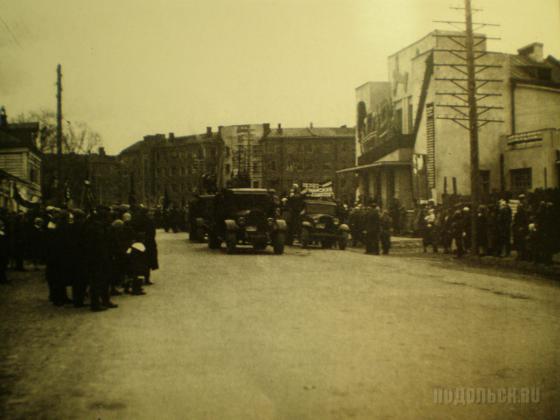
[0,117,42,210]
[341,31,560,208]
[261,124,355,200]
[119,130,222,207]
[218,124,267,188]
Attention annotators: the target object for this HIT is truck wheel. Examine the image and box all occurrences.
[253,241,267,251]
[338,232,348,250]
[208,232,220,249]
[226,232,237,254]
[196,227,205,243]
[273,232,285,255]
[301,228,310,249]
[189,224,197,242]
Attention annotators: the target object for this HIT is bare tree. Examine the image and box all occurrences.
[14,109,102,154]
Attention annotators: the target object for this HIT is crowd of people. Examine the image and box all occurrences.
[414,193,559,264]
[0,205,159,311]
[346,190,559,264]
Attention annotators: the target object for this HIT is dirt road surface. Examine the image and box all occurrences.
[1,231,559,419]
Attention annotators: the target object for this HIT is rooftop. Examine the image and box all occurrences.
[265,126,354,139]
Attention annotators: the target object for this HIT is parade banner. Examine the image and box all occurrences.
[302,181,334,198]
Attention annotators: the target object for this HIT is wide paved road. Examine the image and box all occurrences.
[2,231,560,419]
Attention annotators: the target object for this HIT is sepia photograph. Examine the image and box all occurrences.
[1,0,560,418]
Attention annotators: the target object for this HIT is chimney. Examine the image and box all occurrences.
[309,122,313,129]
[169,132,175,141]
[206,126,212,137]
[263,123,270,135]
[98,147,106,156]
[518,42,544,63]
[277,123,282,133]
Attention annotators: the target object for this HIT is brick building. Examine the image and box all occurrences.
[260,124,355,200]
[119,129,222,207]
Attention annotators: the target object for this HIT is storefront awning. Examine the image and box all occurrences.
[336,161,411,174]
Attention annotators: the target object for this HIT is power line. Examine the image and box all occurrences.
[0,16,22,49]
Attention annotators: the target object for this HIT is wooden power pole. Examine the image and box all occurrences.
[465,0,480,256]
[434,1,503,256]
[56,64,63,205]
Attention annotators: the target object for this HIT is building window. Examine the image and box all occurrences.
[510,168,532,193]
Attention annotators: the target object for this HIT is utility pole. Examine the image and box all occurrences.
[464,0,480,256]
[434,1,503,256]
[56,64,63,205]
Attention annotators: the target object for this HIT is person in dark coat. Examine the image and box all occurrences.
[132,207,158,285]
[83,207,118,311]
[476,205,488,256]
[380,210,392,255]
[513,199,529,261]
[364,203,381,255]
[127,242,147,295]
[44,210,71,306]
[486,204,499,256]
[0,220,9,284]
[451,208,465,258]
[28,217,45,269]
[69,210,88,307]
[349,205,365,247]
[11,212,26,271]
[496,199,512,257]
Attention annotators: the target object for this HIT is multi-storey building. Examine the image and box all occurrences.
[261,124,355,200]
[340,31,560,208]
[119,129,222,207]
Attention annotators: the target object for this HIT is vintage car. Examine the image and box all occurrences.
[208,188,287,254]
[188,194,215,242]
[296,199,349,249]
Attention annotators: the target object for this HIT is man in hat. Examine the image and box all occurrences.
[496,199,512,257]
[83,206,118,311]
[364,201,381,255]
[513,195,529,261]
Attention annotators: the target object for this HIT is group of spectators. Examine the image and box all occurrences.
[344,190,559,264]
[415,193,559,264]
[348,201,395,255]
[0,205,159,311]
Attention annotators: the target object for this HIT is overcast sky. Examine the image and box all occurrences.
[1,0,559,154]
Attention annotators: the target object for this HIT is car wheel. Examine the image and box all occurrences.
[273,232,285,255]
[226,232,237,254]
[338,232,348,250]
[301,228,310,249]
